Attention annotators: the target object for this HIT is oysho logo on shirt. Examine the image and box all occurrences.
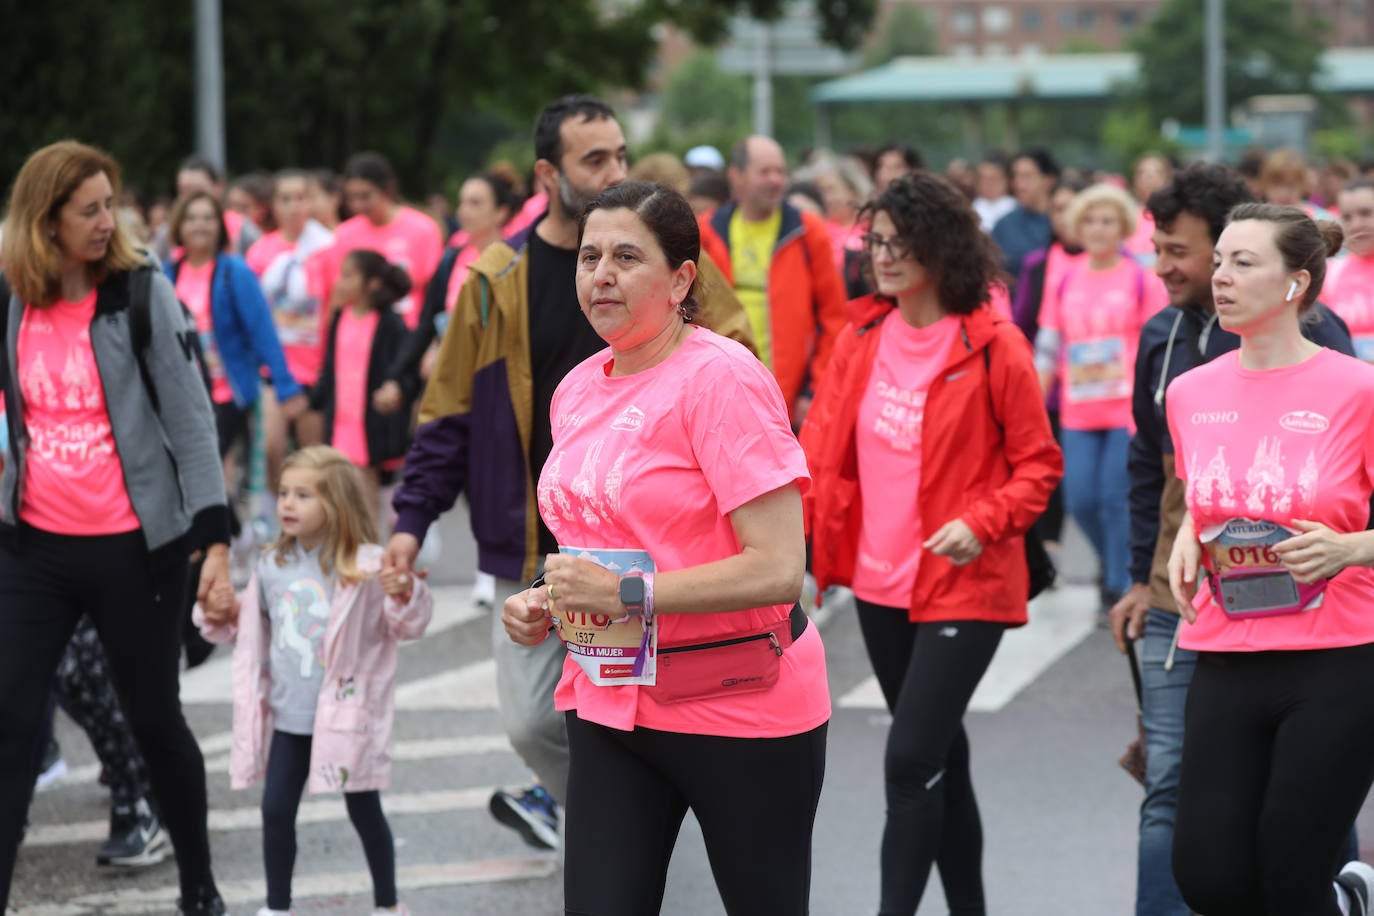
[1279,410,1329,434]
[611,406,645,432]
[1191,410,1239,425]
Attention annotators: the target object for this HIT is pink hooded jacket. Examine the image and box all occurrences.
[196,543,433,794]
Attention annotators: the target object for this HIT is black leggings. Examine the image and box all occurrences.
[563,712,827,916]
[53,615,152,810]
[0,527,214,906]
[856,600,1005,916]
[262,730,396,911]
[1172,644,1374,915]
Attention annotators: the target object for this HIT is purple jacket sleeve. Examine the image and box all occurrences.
[391,413,471,544]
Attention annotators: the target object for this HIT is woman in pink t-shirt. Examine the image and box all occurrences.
[803,172,1062,916]
[1328,177,1374,361]
[325,153,443,330]
[1035,182,1166,611]
[0,141,232,914]
[502,182,828,916]
[1165,205,1374,913]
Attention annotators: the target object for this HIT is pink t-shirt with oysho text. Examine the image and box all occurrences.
[1040,257,1166,431]
[174,260,234,404]
[331,309,379,467]
[853,313,959,608]
[18,291,141,535]
[1167,348,1374,652]
[1324,253,1374,363]
[540,328,830,738]
[328,208,443,329]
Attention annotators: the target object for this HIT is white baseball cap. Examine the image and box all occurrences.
[684,145,725,170]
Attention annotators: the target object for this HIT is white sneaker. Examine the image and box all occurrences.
[1338,861,1374,916]
[255,908,292,916]
[371,905,409,915]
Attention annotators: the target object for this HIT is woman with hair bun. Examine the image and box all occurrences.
[1166,205,1374,915]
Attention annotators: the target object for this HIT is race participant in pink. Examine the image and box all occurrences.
[324,153,443,330]
[1125,153,1173,265]
[1166,204,1374,915]
[1036,182,1167,611]
[1326,177,1374,361]
[247,170,335,493]
[503,182,828,916]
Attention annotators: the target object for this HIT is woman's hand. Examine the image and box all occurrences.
[543,553,623,620]
[1274,520,1370,583]
[201,580,240,626]
[372,381,403,415]
[280,392,310,421]
[1167,515,1201,623]
[197,543,231,607]
[503,586,553,646]
[924,519,983,566]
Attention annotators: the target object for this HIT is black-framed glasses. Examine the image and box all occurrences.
[860,232,912,260]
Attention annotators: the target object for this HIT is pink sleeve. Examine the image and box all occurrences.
[686,351,811,515]
[1165,384,1187,482]
[411,216,444,291]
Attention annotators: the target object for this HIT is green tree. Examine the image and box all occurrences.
[0,0,878,200]
[1130,0,1329,128]
[860,4,937,68]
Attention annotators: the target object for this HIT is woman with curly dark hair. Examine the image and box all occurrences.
[801,171,1062,916]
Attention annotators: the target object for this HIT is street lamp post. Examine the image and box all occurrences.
[1204,0,1225,162]
[194,0,227,172]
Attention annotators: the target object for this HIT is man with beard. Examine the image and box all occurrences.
[1109,163,1355,916]
[381,95,753,851]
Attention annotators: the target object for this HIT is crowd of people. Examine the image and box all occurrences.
[5,97,1374,916]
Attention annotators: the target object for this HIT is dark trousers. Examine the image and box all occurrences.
[0,527,214,905]
[1172,643,1374,915]
[261,730,396,910]
[563,712,828,916]
[856,600,1005,916]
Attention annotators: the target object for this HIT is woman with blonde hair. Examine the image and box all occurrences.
[1036,182,1168,611]
[0,140,231,915]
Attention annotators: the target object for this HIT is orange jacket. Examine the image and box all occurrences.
[800,296,1063,626]
[699,202,848,418]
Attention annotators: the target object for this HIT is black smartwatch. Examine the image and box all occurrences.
[618,571,646,617]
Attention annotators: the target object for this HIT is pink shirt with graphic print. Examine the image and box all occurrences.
[853,313,959,608]
[18,291,141,535]
[1324,253,1374,363]
[1167,348,1374,652]
[540,328,830,738]
[1039,257,1166,431]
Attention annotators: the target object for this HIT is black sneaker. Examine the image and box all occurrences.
[1339,861,1374,916]
[97,797,170,867]
[176,888,227,916]
[489,785,560,850]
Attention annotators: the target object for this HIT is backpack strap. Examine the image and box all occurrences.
[128,266,161,413]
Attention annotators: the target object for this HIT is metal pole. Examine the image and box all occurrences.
[195,0,227,172]
[752,20,774,137]
[1204,0,1225,162]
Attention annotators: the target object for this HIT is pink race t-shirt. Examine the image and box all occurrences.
[328,208,443,328]
[1040,257,1166,430]
[174,260,234,404]
[540,329,830,738]
[1166,348,1374,652]
[18,291,141,535]
[250,229,334,386]
[853,313,959,608]
[245,230,292,278]
[1324,254,1374,363]
[331,309,379,467]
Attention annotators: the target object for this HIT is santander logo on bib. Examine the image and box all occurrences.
[1279,410,1329,434]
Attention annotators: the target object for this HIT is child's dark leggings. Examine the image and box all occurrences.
[261,730,397,910]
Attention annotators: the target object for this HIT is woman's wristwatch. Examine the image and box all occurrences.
[619,570,654,619]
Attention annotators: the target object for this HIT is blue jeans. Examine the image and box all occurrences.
[1060,426,1131,595]
[1136,609,1195,916]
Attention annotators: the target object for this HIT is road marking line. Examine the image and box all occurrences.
[199,733,512,774]
[25,787,503,848]
[838,585,1099,713]
[393,658,499,710]
[19,856,557,915]
[178,586,483,706]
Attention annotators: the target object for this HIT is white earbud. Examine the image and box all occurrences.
[1286,280,1299,302]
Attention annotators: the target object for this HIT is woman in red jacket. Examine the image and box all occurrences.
[801,171,1062,916]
